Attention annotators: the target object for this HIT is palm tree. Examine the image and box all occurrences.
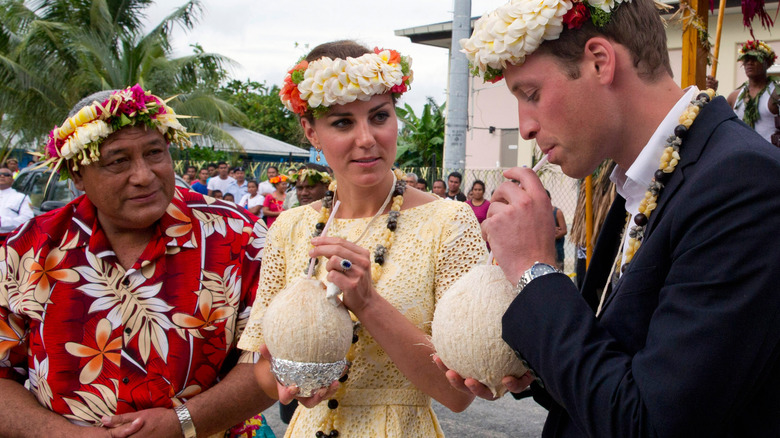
[0,0,243,152]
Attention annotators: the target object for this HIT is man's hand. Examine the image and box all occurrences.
[101,408,179,438]
[433,355,533,400]
[484,167,557,284]
[705,75,719,92]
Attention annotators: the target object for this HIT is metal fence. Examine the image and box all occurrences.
[174,160,582,275]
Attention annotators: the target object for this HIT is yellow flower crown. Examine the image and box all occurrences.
[289,168,332,185]
[280,48,413,117]
[43,84,192,179]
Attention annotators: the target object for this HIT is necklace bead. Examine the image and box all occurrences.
[622,89,715,270]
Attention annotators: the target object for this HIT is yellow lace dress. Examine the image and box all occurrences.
[238,199,487,437]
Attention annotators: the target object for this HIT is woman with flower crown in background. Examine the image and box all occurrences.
[262,174,288,227]
[237,40,487,437]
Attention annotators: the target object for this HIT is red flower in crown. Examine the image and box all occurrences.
[563,2,590,29]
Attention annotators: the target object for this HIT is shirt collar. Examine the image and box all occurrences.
[63,187,199,256]
[611,86,699,214]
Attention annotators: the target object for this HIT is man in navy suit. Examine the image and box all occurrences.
[441,0,780,436]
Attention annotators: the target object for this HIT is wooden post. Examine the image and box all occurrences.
[710,0,727,77]
[585,175,593,267]
[680,0,709,88]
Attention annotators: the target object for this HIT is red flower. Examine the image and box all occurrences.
[563,3,590,29]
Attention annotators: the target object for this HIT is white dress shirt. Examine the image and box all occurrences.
[0,187,34,231]
[611,86,699,268]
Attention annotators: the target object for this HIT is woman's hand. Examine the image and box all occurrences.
[258,345,342,409]
[310,236,377,316]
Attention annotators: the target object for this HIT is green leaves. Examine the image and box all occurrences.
[395,97,444,168]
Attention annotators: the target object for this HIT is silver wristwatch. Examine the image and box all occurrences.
[515,262,560,293]
[174,404,197,438]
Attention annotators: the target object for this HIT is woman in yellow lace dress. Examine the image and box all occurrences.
[237,40,487,437]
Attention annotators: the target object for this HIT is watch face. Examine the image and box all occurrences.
[531,263,557,276]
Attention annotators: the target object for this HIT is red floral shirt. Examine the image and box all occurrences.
[0,188,265,425]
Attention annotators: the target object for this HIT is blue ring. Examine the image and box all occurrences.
[340,259,353,271]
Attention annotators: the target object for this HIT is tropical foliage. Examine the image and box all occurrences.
[395,98,445,168]
[0,0,243,152]
[218,79,306,147]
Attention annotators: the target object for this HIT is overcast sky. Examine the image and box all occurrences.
[145,0,508,114]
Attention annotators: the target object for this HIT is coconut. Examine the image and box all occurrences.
[262,277,353,396]
[431,264,528,397]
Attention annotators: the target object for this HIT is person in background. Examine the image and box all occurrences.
[0,164,33,232]
[223,193,235,204]
[404,172,418,187]
[446,171,467,201]
[227,167,249,201]
[258,166,279,198]
[261,174,287,227]
[0,85,275,438]
[466,180,490,224]
[417,177,428,191]
[285,164,332,210]
[207,162,217,179]
[726,40,778,143]
[185,165,197,183]
[207,161,235,198]
[442,0,780,435]
[191,167,209,195]
[239,180,264,216]
[181,174,192,185]
[211,189,223,200]
[4,158,20,179]
[547,190,568,271]
[431,179,448,198]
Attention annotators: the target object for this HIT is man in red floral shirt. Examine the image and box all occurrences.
[0,86,275,437]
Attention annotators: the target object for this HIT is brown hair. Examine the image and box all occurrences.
[536,0,672,82]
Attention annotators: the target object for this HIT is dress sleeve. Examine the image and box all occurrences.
[237,211,292,354]
[433,201,488,303]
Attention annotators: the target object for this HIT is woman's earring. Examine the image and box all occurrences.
[316,149,322,162]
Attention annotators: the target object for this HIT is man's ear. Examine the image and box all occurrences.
[300,118,320,149]
[584,37,616,85]
[70,165,85,192]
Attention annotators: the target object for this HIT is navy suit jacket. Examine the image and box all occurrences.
[502,96,780,437]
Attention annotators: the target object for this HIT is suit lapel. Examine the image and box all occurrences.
[581,196,626,312]
[645,96,736,236]
[598,97,737,314]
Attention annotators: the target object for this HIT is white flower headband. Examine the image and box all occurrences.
[460,0,632,82]
[280,48,413,117]
[43,84,192,179]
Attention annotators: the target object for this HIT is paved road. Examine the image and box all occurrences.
[263,395,548,437]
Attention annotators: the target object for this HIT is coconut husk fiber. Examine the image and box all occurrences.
[432,265,528,398]
[262,277,353,363]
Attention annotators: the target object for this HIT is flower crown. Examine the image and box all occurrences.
[738,40,777,65]
[43,84,191,179]
[461,0,632,82]
[279,47,413,117]
[289,168,332,185]
[269,175,289,185]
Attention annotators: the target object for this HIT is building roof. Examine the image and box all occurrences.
[196,124,308,158]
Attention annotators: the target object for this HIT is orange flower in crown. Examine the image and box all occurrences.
[279,48,413,118]
[269,175,288,185]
